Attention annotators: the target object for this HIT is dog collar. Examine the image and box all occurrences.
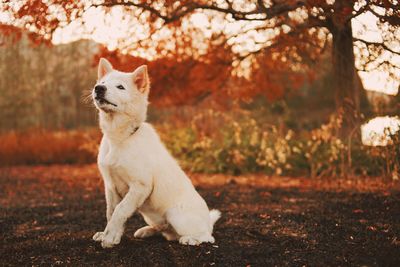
[130,126,139,136]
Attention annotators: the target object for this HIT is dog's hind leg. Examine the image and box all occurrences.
[166,207,214,246]
[134,226,158,238]
[135,208,169,239]
[134,222,172,239]
[161,226,179,241]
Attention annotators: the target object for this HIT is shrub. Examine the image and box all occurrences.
[1,111,398,180]
[0,129,100,166]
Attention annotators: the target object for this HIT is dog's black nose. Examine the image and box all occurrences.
[95,85,106,97]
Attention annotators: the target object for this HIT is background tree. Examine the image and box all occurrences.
[2,0,399,137]
[0,25,98,130]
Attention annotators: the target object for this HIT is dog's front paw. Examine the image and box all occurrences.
[101,231,122,248]
[93,231,105,242]
[179,234,215,246]
[93,229,122,248]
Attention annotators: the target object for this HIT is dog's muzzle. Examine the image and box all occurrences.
[95,85,106,98]
[93,85,117,107]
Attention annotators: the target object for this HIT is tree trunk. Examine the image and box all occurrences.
[331,21,360,139]
[331,0,360,139]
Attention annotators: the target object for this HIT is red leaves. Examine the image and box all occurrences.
[0,24,23,44]
[4,0,397,110]
[0,129,100,166]
[94,46,231,107]
[17,0,50,28]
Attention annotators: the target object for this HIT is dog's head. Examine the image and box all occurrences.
[93,58,150,120]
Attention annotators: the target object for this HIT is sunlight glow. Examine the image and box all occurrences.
[359,71,399,95]
[352,11,400,96]
[52,7,136,51]
[361,116,400,146]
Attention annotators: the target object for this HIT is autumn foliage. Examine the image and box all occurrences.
[4,0,399,138]
[94,46,233,107]
[0,130,100,166]
[94,45,316,107]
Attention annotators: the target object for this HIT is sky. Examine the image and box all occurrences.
[351,11,400,95]
[361,116,400,146]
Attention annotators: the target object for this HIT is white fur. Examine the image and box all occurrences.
[92,58,220,248]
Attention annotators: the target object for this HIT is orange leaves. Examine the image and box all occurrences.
[0,23,51,47]
[0,129,100,166]
[7,0,82,44]
[95,37,313,106]
[95,45,231,107]
[236,50,312,102]
[93,47,147,72]
[0,24,23,44]
[1,0,347,107]
[17,0,51,29]
[16,0,48,18]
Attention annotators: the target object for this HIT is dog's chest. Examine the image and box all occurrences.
[108,165,130,197]
[100,145,134,197]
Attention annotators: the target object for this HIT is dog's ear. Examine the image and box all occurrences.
[98,58,113,80]
[132,65,150,94]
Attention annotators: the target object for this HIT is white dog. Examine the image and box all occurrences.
[92,58,220,248]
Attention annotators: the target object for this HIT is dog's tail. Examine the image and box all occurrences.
[209,209,221,232]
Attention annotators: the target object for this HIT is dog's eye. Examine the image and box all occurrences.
[116,85,125,90]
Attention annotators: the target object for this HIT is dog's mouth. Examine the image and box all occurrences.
[95,97,117,107]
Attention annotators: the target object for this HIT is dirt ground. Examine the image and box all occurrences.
[1,165,399,266]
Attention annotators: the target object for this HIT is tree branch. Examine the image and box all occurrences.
[344,0,371,23]
[353,37,400,55]
[93,0,306,23]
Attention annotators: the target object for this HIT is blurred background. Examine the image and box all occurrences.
[0,0,399,179]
